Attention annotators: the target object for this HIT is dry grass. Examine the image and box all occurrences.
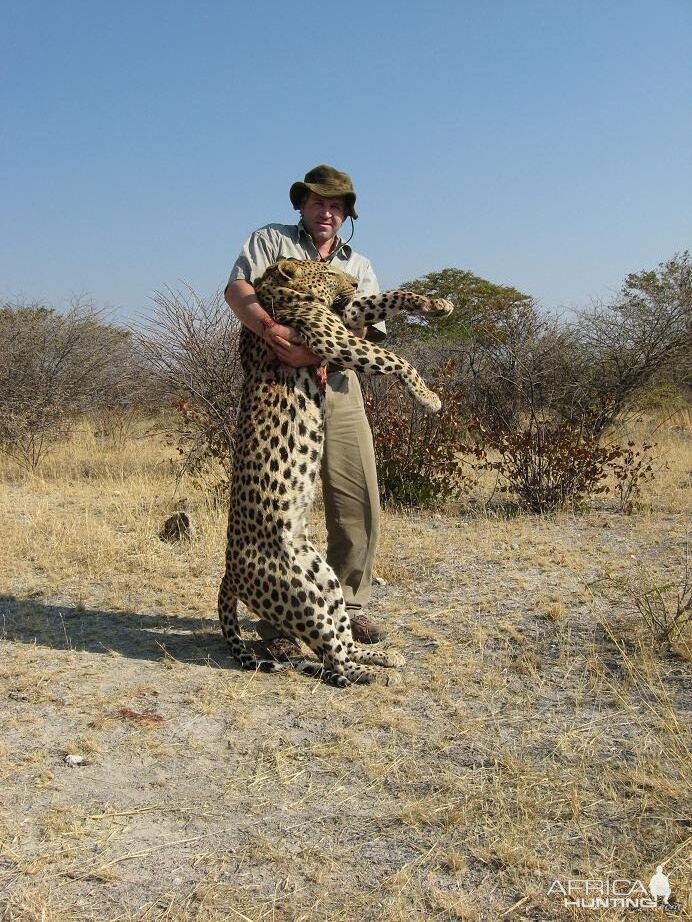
[0,415,690,920]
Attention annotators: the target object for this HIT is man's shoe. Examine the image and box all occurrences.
[256,619,303,660]
[349,613,388,644]
[264,636,304,661]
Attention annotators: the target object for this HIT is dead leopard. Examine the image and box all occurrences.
[218,258,453,687]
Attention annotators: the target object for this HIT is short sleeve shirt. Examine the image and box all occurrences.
[228,222,385,339]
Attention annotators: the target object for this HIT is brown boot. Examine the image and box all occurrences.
[349,613,388,644]
[255,620,304,660]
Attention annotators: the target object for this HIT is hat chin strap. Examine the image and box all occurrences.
[328,216,354,258]
[342,216,355,246]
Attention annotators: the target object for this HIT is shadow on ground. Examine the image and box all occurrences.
[0,594,266,669]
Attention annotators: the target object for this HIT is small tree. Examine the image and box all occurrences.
[135,285,243,495]
[0,298,138,470]
[364,269,547,509]
[395,267,535,343]
[373,255,689,513]
[567,251,691,433]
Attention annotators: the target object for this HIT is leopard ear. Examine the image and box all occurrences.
[276,258,300,280]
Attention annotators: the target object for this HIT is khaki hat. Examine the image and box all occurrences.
[289,164,358,219]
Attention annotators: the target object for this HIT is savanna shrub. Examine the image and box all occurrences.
[462,417,622,513]
[390,253,688,513]
[0,299,139,470]
[135,286,243,499]
[608,440,656,514]
[364,360,468,508]
[462,419,658,514]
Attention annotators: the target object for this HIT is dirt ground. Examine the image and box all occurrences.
[0,429,690,920]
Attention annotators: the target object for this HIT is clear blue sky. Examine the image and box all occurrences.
[2,0,690,321]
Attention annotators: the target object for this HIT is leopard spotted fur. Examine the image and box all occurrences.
[218,258,453,687]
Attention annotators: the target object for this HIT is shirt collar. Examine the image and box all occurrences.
[297,220,352,261]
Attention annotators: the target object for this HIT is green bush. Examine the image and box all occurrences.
[364,360,468,508]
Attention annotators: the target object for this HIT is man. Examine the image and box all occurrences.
[225,164,387,657]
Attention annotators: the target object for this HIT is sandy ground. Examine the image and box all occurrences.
[1,488,690,920]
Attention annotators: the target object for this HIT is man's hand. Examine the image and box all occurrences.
[264,323,321,368]
[226,280,323,368]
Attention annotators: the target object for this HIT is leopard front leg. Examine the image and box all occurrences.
[292,313,443,413]
[343,291,453,331]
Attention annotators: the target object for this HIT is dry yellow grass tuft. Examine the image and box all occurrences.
[0,415,690,920]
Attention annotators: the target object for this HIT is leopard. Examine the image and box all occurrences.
[218,257,453,687]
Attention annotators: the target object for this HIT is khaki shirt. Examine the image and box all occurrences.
[228,222,385,340]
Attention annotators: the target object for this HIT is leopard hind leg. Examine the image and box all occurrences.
[349,645,406,669]
[217,575,285,674]
[292,545,406,683]
[286,547,390,685]
[218,555,353,686]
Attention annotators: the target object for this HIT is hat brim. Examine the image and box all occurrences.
[289,181,358,219]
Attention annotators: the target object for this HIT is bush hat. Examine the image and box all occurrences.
[289,164,358,219]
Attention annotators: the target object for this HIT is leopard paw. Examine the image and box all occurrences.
[430,298,454,318]
[420,391,442,414]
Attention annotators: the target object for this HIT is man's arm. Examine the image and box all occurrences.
[225,279,320,368]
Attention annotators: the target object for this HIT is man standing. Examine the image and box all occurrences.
[225,164,387,656]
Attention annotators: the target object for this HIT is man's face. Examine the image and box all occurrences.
[300,192,346,244]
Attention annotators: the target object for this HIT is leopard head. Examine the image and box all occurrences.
[257,258,358,313]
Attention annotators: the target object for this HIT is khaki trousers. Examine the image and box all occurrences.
[321,370,380,611]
